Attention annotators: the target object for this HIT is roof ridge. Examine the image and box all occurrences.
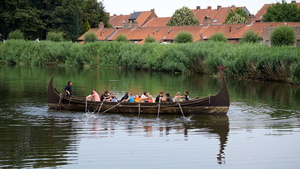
[142,17,155,27]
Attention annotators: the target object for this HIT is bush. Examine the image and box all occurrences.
[174,31,193,43]
[46,32,64,42]
[145,36,156,43]
[270,26,296,47]
[84,32,98,43]
[240,30,263,43]
[8,30,24,40]
[115,34,129,42]
[209,32,227,42]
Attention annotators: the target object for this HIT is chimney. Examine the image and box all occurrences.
[203,16,212,26]
[131,21,138,29]
[196,6,201,11]
[113,14,117,16]
[207,6,212,10]
[98,22,104,29]
[247,14,256,24]
[151,9,155,13]
[217,5,222,10]
[292,1,296,4]
[231,5,236,10]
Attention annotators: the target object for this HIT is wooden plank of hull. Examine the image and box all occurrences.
[47,65,230,115]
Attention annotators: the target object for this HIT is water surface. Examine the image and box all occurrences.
[0,65,299,169]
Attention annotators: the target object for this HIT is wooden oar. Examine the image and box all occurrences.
[178,102,185,118]
[157,98,161,118]
[100,102,121,114]
[138,103,141,118]
[96,100,104,114]
[85,99,87,113]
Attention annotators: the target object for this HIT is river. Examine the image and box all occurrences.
[0,65,299,169]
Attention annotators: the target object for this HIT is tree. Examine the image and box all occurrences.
[115,34,129,42]
[209,32,227,42]
[270,26,296,46]
[0,0,44,40]
[145,36,156,43]
[84,32,98,43]
[51,0,83,41]
[240,30,263,43]
[82,0,111,29]
[0,0,84,41]
[225,8,248,24]
[82,20,91,34]
[174,31,193,43]
[263,0,300,22]
[167,6,200,26]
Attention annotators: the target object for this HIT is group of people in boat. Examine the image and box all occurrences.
[64,81,190,103]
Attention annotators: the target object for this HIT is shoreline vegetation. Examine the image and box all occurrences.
[1,40,300,84]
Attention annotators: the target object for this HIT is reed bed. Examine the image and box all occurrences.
[1,40,300,83]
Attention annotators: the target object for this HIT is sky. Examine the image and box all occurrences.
[103,0,283,17]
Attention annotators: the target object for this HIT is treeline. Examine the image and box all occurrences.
[1,40,300,83]
[0,0,110,41]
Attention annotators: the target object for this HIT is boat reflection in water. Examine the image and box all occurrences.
[87,114,229,165]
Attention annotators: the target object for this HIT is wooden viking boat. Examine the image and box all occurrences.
[47,65,230,115]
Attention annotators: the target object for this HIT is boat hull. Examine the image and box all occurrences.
[47,65,230,115]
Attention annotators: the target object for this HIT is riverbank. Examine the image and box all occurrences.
[1,40,300,83]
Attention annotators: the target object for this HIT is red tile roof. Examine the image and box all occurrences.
[77,28,118,41]
[109,15,131,27]
[191,6,248,25]
[109,10,157,28]
[143,17,171,27]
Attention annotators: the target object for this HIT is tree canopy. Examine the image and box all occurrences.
[263,0,300,22]
[0,0,111,41]
[167,6,200,26]
[224,8,248,24]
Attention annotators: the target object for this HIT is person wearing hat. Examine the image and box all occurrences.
[165,92,173,102]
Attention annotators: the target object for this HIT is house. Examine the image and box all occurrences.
[77,19,300,46]
[109,9,158,28]
[77,2,300,46]
[191,5,250,25]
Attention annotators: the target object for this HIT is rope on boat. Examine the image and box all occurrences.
[178,102,185,118]
[100,102,121,114]
[157,98,161,118]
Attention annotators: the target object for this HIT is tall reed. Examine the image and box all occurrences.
[1,40,300,83]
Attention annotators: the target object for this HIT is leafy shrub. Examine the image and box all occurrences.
[115,34,129,42]
[46,32,64,42]
[240,30,263,43]
[209,32,227,42]
[174,31,193,43]
[145,36,156,43]
[8,30,24,40]
[84,32,98,43]
[270,26,296,47]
